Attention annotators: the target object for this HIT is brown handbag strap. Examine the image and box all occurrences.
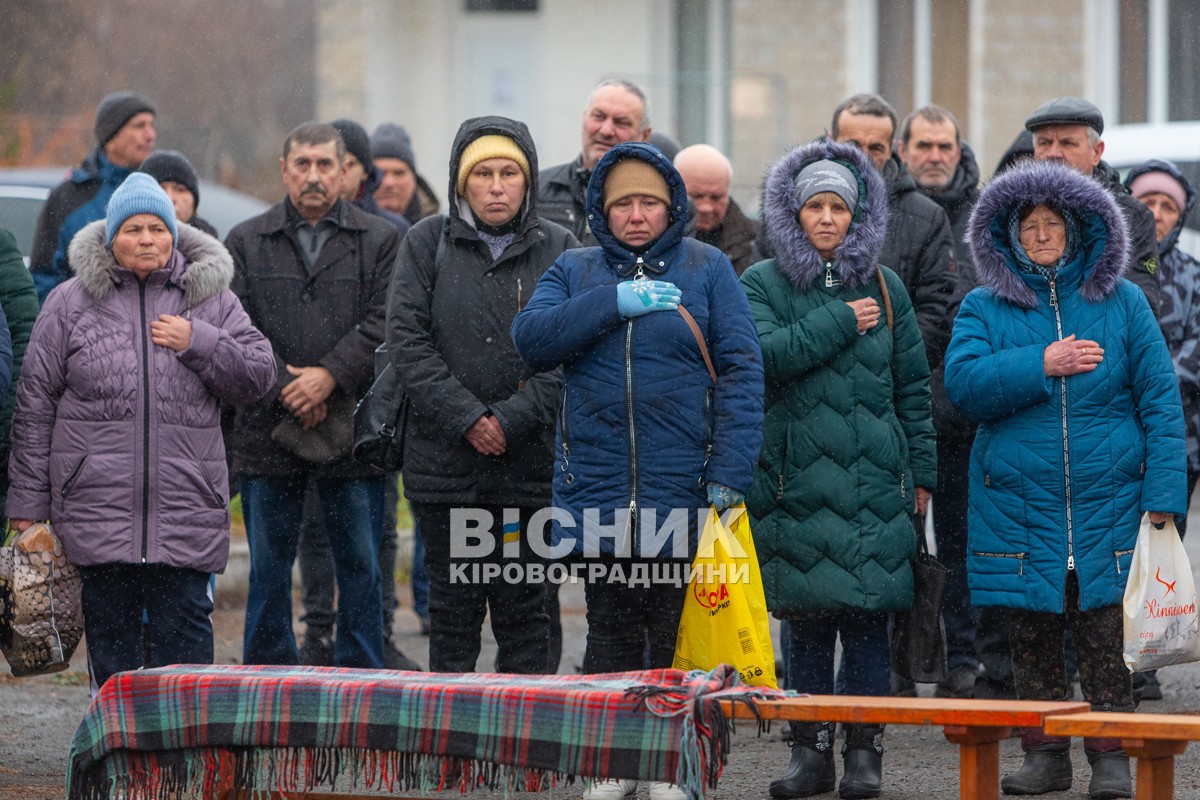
[677,305,718,385]
[876,267,894,331]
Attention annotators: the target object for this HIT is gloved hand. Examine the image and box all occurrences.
[707,482,745,513]
[616,279,682,318]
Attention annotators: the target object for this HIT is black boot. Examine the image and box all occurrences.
[768,721,836,799]
[838,724,884,799]
[1001,731,1072,795]
[1086,750,1131,800]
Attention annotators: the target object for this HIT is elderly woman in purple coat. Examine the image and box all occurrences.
[7,174,276,690]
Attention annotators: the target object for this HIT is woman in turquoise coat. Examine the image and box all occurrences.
[944,159,1186,798]
[742,139,936,800]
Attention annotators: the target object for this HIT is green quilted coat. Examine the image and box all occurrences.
[743,139,938,617]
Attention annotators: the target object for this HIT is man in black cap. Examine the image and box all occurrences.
[137,150,218,237]
[371,122,440,225]
[30,90,156,303]
[330,119,410,235]
[1026,96,1162,315]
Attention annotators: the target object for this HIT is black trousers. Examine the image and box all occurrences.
[80,563,214,691]
[412,502,549,673]
[582,572,688,673]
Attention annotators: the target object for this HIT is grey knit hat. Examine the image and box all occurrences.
[371,123,416,170]
[331,118,373,174]
[138,150,200,209]
[95,91,155,146]
[794,159,859,213]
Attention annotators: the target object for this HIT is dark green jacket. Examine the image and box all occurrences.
[744,139,937,617]
[0,229,39,519]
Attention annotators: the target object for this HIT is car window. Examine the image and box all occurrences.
[0,192,49,265]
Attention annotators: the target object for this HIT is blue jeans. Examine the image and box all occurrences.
[242,474,386,668]
[787,609,891,696]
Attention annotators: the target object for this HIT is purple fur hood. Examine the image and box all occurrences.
[967,160,1129,309]
[762,138,888,289]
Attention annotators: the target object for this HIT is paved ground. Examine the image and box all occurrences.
[2,529,1200,800]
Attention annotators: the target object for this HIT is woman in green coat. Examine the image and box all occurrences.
[741,139,936,800]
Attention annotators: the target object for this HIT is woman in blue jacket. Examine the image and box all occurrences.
[512,142,763,800]
[945,160,1186,799]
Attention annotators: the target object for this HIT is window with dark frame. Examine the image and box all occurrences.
[465,0,538,11]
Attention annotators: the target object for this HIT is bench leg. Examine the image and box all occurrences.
[943,725,1010,800]
[1123,738,1186,800]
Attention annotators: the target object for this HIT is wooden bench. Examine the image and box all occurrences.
[1045,711,1200,798]
[721,695,1090,800]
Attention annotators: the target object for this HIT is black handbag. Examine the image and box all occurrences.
[352,357,408,472]
[889,513,949,683]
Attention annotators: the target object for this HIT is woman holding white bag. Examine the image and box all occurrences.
[944,160,1186,800]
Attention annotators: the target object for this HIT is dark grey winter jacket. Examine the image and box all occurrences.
[1095,159,1163,317]
[388,116,577,507]
[225,198,399,477]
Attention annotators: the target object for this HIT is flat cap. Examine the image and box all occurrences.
[1024,96,1104,136]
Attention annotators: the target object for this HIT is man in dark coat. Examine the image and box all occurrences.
[538,79,653,244]
[675,143,761,274]
[225,122,400,670]
[372,122,441,225]
[831,94,958,369]
[897,104,984,698]
[331,118,411,235]
[30,90,157,303]
[1025,96,1163,316]
[387,116,577,674]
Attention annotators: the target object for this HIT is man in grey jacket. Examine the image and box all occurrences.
[225,122,400,669]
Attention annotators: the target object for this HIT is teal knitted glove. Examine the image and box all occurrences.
[616,279,682,318]
[707,482,744,513]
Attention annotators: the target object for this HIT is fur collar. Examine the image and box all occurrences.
[68,219,234,306]
[761,139,887,289]
[967,160,1129,309]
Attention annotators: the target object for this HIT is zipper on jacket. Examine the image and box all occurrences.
[61,455,89,500]
[974,551,1027,577]
[138,281,152,563]
[625,258,646,551]
[559,385,573,484]
[1049,279,1076,573]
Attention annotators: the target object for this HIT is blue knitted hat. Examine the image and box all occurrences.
[106,173,178,245]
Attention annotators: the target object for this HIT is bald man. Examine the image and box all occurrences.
[674,144,760,274]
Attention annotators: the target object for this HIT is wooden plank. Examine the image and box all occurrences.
[1044,711,1200,740]
[721,696,1091,728]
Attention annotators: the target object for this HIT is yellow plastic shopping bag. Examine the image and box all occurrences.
[672,504,777,687]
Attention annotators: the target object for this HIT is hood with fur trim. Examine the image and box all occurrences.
[967,160,1129,309]
[68,219,233,306]
[761,138,888,289]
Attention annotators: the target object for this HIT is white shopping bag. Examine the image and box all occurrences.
[1122,515,1200,672]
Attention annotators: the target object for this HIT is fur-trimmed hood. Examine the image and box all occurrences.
[967,160,1129,309]
[761,138,888,289]
[67,219,234,306]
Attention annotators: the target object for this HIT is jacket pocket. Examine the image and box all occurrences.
[973,550,1027,577]
[198,461,227,510]
[61,455,89,500]
[1114,548,1135,576]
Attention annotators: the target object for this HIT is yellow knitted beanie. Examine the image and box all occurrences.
[603,159,671,212]
[456,135,531,195]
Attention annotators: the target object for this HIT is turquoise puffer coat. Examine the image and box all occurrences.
[945,160,1187,613]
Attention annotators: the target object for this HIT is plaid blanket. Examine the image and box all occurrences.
[66,663,777,800]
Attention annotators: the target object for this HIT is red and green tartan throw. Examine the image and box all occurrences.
[66,663,778,800]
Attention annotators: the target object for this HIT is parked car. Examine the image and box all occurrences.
[0,167,269,267]
[1104,122,1200,255]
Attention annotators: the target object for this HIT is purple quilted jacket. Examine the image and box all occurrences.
[7,220,276,572]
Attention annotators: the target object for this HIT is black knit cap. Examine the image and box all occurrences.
[371,123,416,170]
[138,150,201,209]
[330,118,373,174]
[1024,96,1104,136]
[94,90,155,146]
